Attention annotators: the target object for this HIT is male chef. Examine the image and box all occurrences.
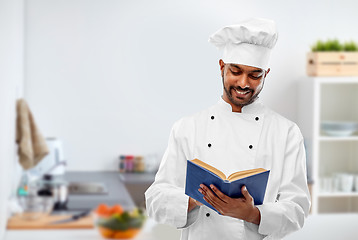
[145,18,311,240]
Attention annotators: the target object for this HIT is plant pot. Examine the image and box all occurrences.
[306,52,358,76]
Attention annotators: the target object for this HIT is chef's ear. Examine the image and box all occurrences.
[219,59,225,76]
[265,68,271,77]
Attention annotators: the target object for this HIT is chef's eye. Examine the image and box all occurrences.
[230,69,242,75]
[249,72,264,80]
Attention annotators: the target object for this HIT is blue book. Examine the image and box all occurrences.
[185,159,270,214]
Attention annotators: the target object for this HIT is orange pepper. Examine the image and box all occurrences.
[96,203,110,217]
[110,205,124,215]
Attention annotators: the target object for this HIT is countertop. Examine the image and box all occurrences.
[6,213,358,240]
[5,218,182,240]
[5,171,176,239]
[4,218,158,240]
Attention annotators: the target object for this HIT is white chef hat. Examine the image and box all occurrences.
[209,18,278,70]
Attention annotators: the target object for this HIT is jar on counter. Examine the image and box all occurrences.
[134,156,145,172]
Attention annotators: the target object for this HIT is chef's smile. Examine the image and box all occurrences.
[232,88,252,99]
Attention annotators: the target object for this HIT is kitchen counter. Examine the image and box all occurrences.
[7,214,358,240]
[8,212,358,240]
[5,171,137,231]
[4,218,181,240]
[5,171,183,240]
[4,219,155,240]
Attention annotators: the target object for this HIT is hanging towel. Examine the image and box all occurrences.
[16,99,49,170]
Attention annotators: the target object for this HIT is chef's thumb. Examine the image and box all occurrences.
[242,186,253,201]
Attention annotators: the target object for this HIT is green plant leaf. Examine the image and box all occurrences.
[311,39,357,52]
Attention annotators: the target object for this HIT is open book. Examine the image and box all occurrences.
[185,159,270,213]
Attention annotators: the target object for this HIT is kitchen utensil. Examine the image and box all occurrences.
[49,210,91,224]
[354,175,358,192]
[319,177,333,192]
[333,175,341,192]
[17,188,54,220]
[340,173,354,192]
[321,121,358,137]
[36,174,69,210]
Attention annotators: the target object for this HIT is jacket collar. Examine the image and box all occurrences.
[216,96,265,115]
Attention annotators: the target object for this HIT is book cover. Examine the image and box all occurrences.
[185,159,270,213]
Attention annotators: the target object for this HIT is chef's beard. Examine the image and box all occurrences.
[222,75,265,108]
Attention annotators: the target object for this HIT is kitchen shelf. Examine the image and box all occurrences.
[298,77,358,215]
[318,192,358,197]
[319,136,358,141]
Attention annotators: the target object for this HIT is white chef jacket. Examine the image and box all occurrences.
[145,97,311,240]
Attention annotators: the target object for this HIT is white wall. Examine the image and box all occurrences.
[0,0,24,238]
[24,0,358,171]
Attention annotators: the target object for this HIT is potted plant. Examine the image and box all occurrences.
[307,39,358,76]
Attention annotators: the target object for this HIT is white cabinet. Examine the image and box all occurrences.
[298,77,358,214]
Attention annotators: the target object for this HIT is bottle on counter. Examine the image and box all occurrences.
[17,173,29,196]
[119,155,126,173]
[126,155,134,172]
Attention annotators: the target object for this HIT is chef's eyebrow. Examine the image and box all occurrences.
[229,64,263,73]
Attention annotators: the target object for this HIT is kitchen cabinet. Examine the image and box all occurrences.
[298,77,358,214]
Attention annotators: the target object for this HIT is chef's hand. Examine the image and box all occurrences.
[198,184,261,225]
[188,197,203,212]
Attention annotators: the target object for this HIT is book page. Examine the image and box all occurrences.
[227,168,267,182]
[191,159,227,180]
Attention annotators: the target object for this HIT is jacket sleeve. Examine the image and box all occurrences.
[255,124,311,239]
[145,119,198,228]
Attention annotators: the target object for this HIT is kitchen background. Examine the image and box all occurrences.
[1,0,358,239]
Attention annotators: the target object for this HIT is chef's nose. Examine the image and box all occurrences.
[236,74,250,88]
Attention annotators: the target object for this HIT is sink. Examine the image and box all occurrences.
[58,171,135,212]
[68,182,108,195]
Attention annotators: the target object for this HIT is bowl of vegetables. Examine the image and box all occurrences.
[94,204,146,239]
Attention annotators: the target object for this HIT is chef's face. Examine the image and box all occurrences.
[220,59,270,112]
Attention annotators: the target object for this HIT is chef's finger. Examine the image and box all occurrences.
[199,184,210,196]
[203,187,228,213]
[201,184,224,204]
[203,196,224,215]
[210,184,229,203]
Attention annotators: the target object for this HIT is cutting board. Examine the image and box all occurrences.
[7,213,94,230]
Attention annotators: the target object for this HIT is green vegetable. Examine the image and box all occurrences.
[97,210,146,231]
[98,217,129,230]
[311,39,358,52]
